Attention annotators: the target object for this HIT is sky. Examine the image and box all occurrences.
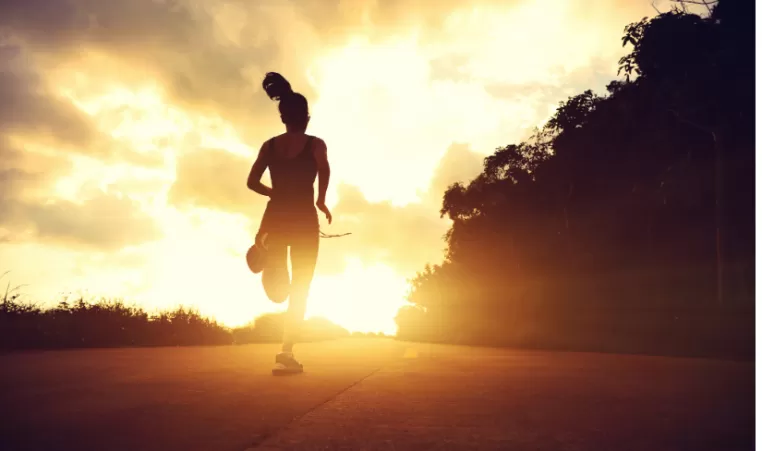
[0,0,680,334]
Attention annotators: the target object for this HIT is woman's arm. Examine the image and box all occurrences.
[247,142,273,197]
[314,138,332,224]
[314,139,330,204]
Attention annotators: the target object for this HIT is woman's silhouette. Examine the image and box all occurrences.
[247,72,332,374]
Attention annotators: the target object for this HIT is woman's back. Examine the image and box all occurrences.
[266,133,319,229]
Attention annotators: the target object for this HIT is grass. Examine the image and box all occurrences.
[0,272,352,351]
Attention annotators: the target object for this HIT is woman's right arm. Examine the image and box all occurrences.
[247,142,273,197]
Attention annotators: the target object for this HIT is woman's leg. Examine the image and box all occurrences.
[258,202,291,303]
[281,230,319,353]
[261,233,290,303]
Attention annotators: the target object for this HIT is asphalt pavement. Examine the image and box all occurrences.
[0,338,753,451]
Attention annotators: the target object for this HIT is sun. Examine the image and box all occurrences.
[307,34,437,207]
[306,258,410,335]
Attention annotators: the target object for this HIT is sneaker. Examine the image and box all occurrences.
[272,352,304,375]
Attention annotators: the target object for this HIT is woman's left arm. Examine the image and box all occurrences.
[314,138,332,224]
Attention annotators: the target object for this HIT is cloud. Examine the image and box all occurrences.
[0,138,72,206]
[316,183,448,276]
[0,42,165,167]
[0,45,96,148]
[0,39,166,251]
[75,246,152,271]
[0,0,294,138]
[424,142,485,204]
[1,0,663,153]
[317,142,484,276]
[0,138,161,251]
[1,193,162,251]
[305,0,487,38]
[21,193,162,250]
[168,146,264,217]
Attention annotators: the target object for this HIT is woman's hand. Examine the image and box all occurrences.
[316,200,332,224]
[255,230,269,249]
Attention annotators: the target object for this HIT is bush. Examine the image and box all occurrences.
[1,290,350,351]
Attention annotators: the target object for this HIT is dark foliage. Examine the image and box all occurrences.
[1,286,349,351]
[397,1,754,360]
[0,296,231,350]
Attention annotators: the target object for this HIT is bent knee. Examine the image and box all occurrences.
[263,268,290,303]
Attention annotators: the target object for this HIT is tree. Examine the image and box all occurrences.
[398,0,753,354]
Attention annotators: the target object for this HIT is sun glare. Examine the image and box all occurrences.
[308,34,439,207]
[2,0,669,340]
[44,65,416,335]
[307,258,410,335]
[23,0,632,336]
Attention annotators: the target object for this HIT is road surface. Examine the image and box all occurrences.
[0,339,754,450]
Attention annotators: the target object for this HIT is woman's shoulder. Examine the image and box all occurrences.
[306,134,326,148]
[265,134,283,148]
[266,134,324,151]
[269,133,287,143]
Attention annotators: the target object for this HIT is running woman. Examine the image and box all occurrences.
[246,72,332,374]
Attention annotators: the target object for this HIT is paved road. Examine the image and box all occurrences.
[0,339,753,451]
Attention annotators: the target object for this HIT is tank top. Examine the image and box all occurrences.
[263,135,319,232]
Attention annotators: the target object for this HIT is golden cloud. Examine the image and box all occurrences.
[168,146,265,217]
[20,193,162,251]
[316,142,484,276]
[0,43,164,168]
[0,43,164,250]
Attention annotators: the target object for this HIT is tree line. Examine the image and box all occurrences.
[1,287,351,351]
[395,1,754,359]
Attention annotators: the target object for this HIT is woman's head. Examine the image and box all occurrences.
[262,72,309,130]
